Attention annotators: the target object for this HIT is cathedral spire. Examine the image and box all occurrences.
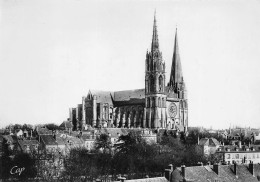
[151,10,159,51]
[168,28,183,88]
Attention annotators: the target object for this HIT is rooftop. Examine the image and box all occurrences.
[173,164,260,182]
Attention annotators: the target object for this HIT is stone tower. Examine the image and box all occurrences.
[168,29,188,129]
[144,13,167,129]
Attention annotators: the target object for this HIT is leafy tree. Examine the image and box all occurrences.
[206,153,223,164]
[44,123,60,131]
[21,124,33,130]
[159,134,185,169]
[181,145,207,166]
[0,153,37,181]
[113,131,158,175]
[13,124,22,130]
[63,147,112,181]
[94,133,112,154]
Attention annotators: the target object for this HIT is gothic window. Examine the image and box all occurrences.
[162,98,165,107]
[152,97,156,107]
[150,75,155,92]
[103,104,108,120]
[109,107,113,119]
[155,52,158,58]
[97,105,100,119]
[147,98,150,107]
[150,61,153,71]
[183,101,187,108]
[159,75,163,92]
[147,59,150,71]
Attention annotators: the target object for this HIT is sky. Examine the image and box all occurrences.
[1,0,260,129]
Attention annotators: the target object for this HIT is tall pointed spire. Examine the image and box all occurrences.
[151,10,159,51]
[169,28,184,88]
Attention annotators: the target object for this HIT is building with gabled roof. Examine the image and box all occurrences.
[17,139,39,153]
[115,177,168,182]
[171,163,260,182]
[217,144,260,164]
[199,137,221,155]
[39,135,59,153]
[59,120,73,131]
[37,127,52,135]
[69,13,188,133]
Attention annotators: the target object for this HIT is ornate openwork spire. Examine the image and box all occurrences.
[169,28,184,88]
[151,10,159,51]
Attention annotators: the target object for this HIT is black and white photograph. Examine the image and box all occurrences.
[1,0,260,181]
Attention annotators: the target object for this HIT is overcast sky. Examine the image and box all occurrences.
[1,0,260,129]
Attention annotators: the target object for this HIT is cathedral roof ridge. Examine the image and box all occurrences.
[114,88,145,93]
[89,89,114,94]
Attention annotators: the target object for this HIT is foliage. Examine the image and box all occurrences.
[94,133,112,153]
[113,131,159,175]
[187,128,227,145]
[63,147,113,181]
[33,150,64,181]
[0,153,37,181]
[160,133,208,168]
[0,129,221,181]
[44,123,60,131]
[206,153,223,164]
[181,145,207,166]
[61,131,209,180]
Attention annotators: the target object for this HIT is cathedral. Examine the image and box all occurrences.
[69,14,188,132]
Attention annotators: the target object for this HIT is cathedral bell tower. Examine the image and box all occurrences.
[168,29,188,130]
[144,13,167,129]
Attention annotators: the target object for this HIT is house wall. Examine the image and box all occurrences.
[224,151,260,164]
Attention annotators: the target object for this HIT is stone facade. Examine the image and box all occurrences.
[217,148,260,164]
[69,14,188,132]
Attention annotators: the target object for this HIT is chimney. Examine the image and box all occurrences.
[53,132,56,140]
[234,162,237,176]
[118,177,126,182]
[181,165,186,179]
[198,162,203,166]
[238,141,242,148]
[168,164,173,171]
[249,161,254,176]
[164,169,171,181]
[213,163,220,175]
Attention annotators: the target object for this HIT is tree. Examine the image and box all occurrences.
[206,153,223,164]
[44,123,60,131]
[63,147,111,181]
[33,148,65,181]
[113,131,158,176]
[94,133,112,154]
[159,134,186,169]
[181,145,207,166]
[13,124,22,130]
[0,153,37,181]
